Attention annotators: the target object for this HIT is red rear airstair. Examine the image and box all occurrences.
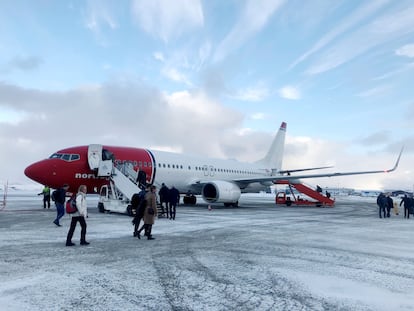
[274,180,335,207]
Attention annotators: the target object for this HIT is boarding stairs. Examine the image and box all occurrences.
[88,144,142,202]
[110,166,141,201]
[275,180,335,207]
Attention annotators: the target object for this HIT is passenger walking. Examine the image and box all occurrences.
[38,185,51,209]
[139,185,157,240]
[386,194,393,218]
[400,194,411,219]
[132,187,148,238]
[66,185,89,246]
[393,200,399,216]
[376,193,387,219]
[159,183,169,217]
[168,186,180,220]
[53,184,69,226]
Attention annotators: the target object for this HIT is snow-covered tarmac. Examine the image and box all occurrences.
[1,193,414,311]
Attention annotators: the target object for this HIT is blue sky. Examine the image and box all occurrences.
[1,0,414,190]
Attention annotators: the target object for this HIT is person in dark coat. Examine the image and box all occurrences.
[376,193,387,219]
[386,194,393,218]
[131,188,147,237]
[53,184,69,226]
[158,183,169,217]
[400,194,411,219]
[168,186,180,220]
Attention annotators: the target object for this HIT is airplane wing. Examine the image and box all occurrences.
[234,147,404,185]
[278,166,333,175]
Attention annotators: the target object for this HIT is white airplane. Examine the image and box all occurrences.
[24,122,402,206]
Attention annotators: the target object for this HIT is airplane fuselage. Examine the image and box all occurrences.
[24,122,399,206]
[24,145,271,195]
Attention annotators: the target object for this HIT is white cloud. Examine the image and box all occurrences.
[131,0,204,42]
[372,62,414,81]
[395,44,414,58]
[278,85,301,100]
[306,4,414,75]
[197,41,212,69]
[232,84,270,102]
[356,85,390,98]
[213,0,285,62]
[161,67,192,86]
[290,0,390,70]
[85,0,118,34]
[251,113,266,120]
[153,52,165,62]
[0,107,28,125]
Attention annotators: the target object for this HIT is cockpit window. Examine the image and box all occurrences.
[48,153,80,162]
[70,154,80,161]
[49,153,62,159]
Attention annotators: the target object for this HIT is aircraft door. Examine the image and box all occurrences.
[88,144,113,177]
[88,144,102,170]
[203,165,209,176]
[209,165,215,177]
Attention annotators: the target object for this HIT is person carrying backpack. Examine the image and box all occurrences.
[66,185,89,246]
[132,188,147,238]
[53,184,69,226]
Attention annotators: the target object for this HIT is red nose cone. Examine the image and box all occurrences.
[24,161,47,185]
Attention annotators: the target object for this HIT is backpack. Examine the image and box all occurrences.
[51,190,58,202]
[65,194,78,214]
[130,193,141,208]
[136,199,147,217]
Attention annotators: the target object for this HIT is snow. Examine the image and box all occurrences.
[1,193,414,310]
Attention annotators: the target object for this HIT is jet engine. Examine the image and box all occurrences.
[202,181,241,206]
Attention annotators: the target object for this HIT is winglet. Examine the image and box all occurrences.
[385,146,404,173]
